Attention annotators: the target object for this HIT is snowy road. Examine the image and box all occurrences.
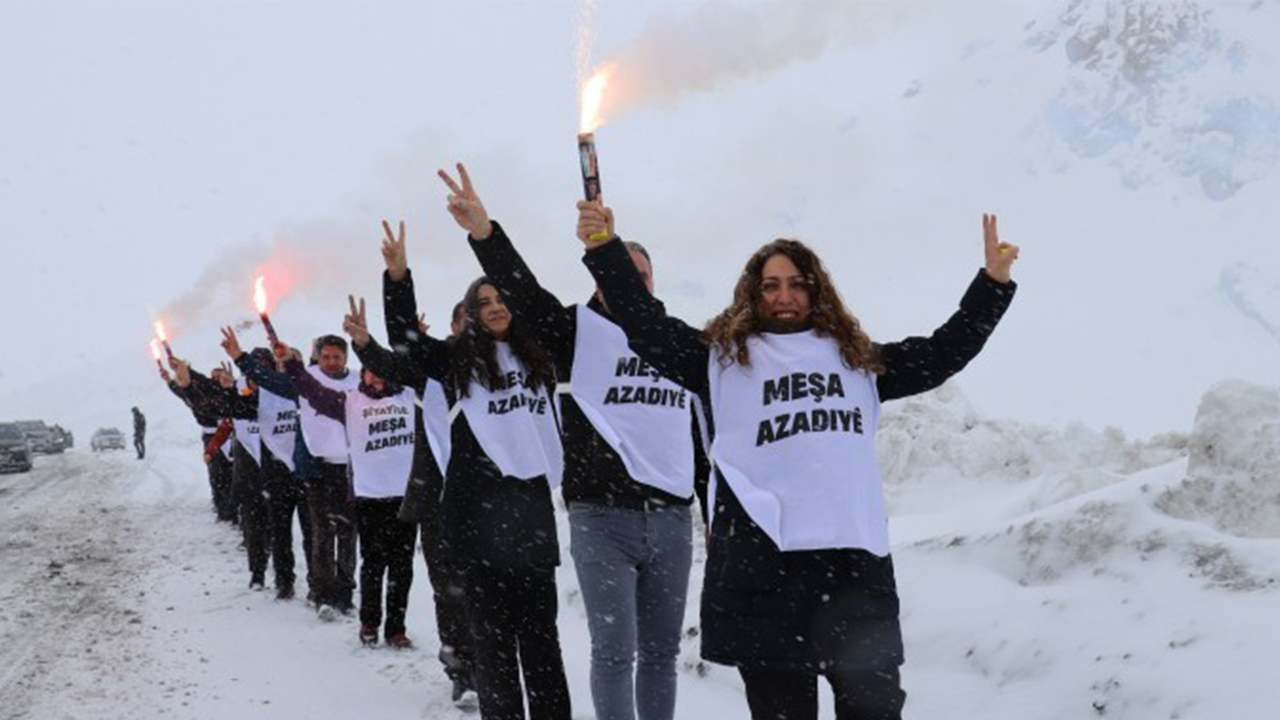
[0,442,723,720]
[0,451,159,719]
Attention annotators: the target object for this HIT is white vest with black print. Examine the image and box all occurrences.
[453,342,563,487]
[299,365,359,463]
[345,387,416,499]
[707,330,887,554]
[567,304,696,497]
[417,378,452,477]
[258,386,299,472]
[232,378,262,465]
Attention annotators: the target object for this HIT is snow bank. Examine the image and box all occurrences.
[1155,380,1280,538]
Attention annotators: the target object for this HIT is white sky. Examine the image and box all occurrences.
[2,0,1278,436]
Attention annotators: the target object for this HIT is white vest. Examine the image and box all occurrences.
[708,331,887,554]
[258,387,299,472]
[345,387,416,498]
[418,379,452,477]
[454,342,563,487]
[232,378,262,465]
[299,365,359,463]
[567,305,696,497]
[220,435,234,461]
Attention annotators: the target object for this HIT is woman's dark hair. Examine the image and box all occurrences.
[704,239,882,373]
[450,277,556,397]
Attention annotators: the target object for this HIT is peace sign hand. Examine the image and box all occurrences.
[217,361,236,388]
[343,295,371,349]
[381,219,409,282]
[438,163,493,241]
[982,214,1019,284]
[220,326,244,360]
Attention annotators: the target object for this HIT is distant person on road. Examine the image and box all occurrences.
[131,407,146,459]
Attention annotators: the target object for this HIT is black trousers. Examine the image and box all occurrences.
[261,450,313,591]
[738,666,906,720]
[233,447,269,579]
[355,497,417,637]
[134,434,145,459]
[464,564,570,720]
[307,464,358,608]
[209,449,238,522]
[422,516,474,683]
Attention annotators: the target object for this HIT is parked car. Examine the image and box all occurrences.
[14,421,56,454]
[53,425,74,450]
[91,428,127,452]
[0,423,34,473]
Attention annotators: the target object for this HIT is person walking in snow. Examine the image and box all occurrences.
[577,200,1019,720]
[131,407,147,459]
[365,216,571,720]
[282,305,419,649]
[445,163,709,720]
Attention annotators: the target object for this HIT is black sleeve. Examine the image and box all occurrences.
[876,269,1017,402]
[381,270,451,385]
[284,358,345,422]
[186,370,258,420]
[581,237,710,397]
[355,336,450,388]
[469,221,576,367]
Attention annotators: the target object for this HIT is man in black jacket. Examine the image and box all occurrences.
[131,407,146,459]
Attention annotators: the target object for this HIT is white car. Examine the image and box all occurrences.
[91,428,127,452]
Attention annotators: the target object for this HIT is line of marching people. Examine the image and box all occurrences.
[158,162,1019,720]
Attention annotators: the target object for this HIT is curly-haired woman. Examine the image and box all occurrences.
[577,201,1019,720]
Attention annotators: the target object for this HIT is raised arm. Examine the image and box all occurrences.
[877,214,1019,401]
[346,292,449,388]
[284,357,345,422]
[580,223,710,397]
[438,164,575,360]
[231,343,299,402]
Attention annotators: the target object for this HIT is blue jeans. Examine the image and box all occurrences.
[569,502,693,720]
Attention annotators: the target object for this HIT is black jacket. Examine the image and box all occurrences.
[583,236,1017,672]
[469,223,709,515]
[181,369,293,485]
[356,273,560,571]
[168,381,220,430]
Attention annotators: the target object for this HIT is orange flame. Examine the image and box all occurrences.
[149,339,162,361]
[580,63,615,134]
[153,320,168,342]
[253,275,269,314]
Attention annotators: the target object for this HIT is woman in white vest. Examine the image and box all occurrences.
[441,163,707,720]
[359,218,572,720]
[281,327,419,650]
[578,203,1019,720]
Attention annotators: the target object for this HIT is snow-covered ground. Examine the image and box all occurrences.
[2,377,1276,720]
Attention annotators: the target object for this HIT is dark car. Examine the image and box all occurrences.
[91,428,127,452]
[53,425,74,450]
[0,423,34,473]
[14,421,56,455]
